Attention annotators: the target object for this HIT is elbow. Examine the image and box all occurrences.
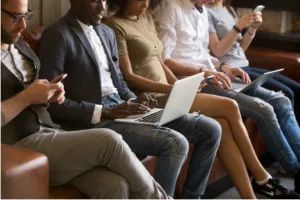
[211,45,227,58]
[212,49,226,58]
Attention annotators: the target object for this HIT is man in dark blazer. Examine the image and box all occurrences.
[38,0,222,198]
[1,0,171,198]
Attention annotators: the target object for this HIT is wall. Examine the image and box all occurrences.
[27,0,70,28]
[236,8,300,33]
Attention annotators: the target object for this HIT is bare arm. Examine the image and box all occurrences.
[240,25,257,51]
[160,57,177,85]
[209,31,240,57]
[208,13,254,57]
[240,12,262,51]
[164,58,202,77]
[118,55,172,94]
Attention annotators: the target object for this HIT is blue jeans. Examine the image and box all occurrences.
[94,93,221,198]
[243,66,300,123]
[202,85,300,176]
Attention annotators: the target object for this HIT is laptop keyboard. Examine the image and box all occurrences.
[231,82,247,91]
[136,110,164,123]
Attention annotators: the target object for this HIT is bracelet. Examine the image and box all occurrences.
[219,62,227,72]
[233,25,242,33]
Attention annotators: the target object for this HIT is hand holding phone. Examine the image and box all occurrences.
[50,74,68,83]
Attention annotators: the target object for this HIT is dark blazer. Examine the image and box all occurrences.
[38,11,136,128]
[1,40,58,145]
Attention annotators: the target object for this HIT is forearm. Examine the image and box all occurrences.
[1,92,30,126]
[164,59,201,76]
[210,30,239,57]
[240,26,256,51]
[161,60,177,85]
[124,73,172,94]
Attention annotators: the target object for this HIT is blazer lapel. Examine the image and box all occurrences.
[65,13,100,70]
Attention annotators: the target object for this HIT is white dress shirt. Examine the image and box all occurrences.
[77,20,118,124]
[154,0,220,70]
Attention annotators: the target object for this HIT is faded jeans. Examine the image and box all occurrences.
[243,66,300,123]
[94,93,222,198]
[202,84,300,176]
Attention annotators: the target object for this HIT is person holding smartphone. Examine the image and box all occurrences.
[1,0,171,198]
[154,0,300,198]
[206,0,300,123]
[206,0,300,194]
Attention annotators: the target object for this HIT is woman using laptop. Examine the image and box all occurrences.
[206,0,300,194]
[106,0,298,198]
[206,0,300,121]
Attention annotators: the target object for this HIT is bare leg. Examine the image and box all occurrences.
[214,117,255,199]
[192,94,268,183]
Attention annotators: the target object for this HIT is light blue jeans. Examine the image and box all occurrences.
[94,93,221,198]
[202,84,300,176]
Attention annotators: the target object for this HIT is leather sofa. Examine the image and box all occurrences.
[1,27,300,199]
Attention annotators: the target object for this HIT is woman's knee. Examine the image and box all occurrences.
[221,98,241,117]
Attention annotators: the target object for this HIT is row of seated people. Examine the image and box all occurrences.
[2,0,300,199]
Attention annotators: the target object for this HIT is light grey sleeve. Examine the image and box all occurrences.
[207,11,217,34]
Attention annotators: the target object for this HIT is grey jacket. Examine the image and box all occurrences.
[39,11,136,128]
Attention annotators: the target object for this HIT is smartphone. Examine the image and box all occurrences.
[51,74,68,83]
[253,5,265,12]
[201,75,215,84]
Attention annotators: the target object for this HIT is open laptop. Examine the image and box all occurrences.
[115,73,204,126]
[231,68,284,93]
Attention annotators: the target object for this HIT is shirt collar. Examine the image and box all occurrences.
[76,19,94,33]
[181,0,196,10]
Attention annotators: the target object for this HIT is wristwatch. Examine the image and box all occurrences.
[219,62,227,72]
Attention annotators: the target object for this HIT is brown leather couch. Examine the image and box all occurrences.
[1,27,300,199]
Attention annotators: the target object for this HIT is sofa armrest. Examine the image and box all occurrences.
[246,47,300,82]
[1,144,49,199]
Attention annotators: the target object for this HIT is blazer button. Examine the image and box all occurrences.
[96,91,101,95]
[38,118,43,124]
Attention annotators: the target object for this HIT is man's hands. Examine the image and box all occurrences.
[203,65,251,90]
[221,64,251,84]
[204,70,232,89]
[102,93,158,120]
[102,101,151,120]
[20,76,66,106]
[131,93,158,109]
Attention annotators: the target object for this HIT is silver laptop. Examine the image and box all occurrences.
[231,68,284,93]
[115,73,204,126]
